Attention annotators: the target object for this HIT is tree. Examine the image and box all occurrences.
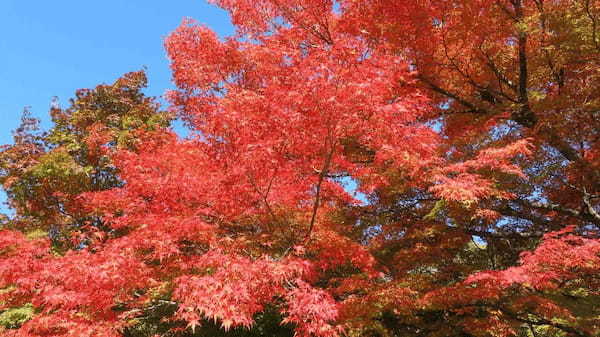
[0,71,171,249]
[1,1,599,337]
[0,71,172,332]
[332,0,600,335]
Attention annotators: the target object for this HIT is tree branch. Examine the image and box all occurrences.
[303,142,336,245]
[418,75,489,114]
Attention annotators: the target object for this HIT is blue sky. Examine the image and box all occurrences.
[0,0,234,212]
[0,0,233,135]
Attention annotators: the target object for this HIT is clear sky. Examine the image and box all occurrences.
[0,0,233,134]
[0,0,234,212]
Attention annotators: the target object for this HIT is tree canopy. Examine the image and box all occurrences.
[1,1,599,337]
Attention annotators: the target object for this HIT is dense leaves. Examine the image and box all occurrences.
[0,71,171,246]
[1,0,600,336]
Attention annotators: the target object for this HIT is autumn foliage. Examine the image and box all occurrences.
[1,0,600,336]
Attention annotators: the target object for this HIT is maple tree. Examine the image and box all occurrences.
[1,0,600,337]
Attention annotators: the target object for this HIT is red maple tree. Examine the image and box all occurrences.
[1,0,599,336]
